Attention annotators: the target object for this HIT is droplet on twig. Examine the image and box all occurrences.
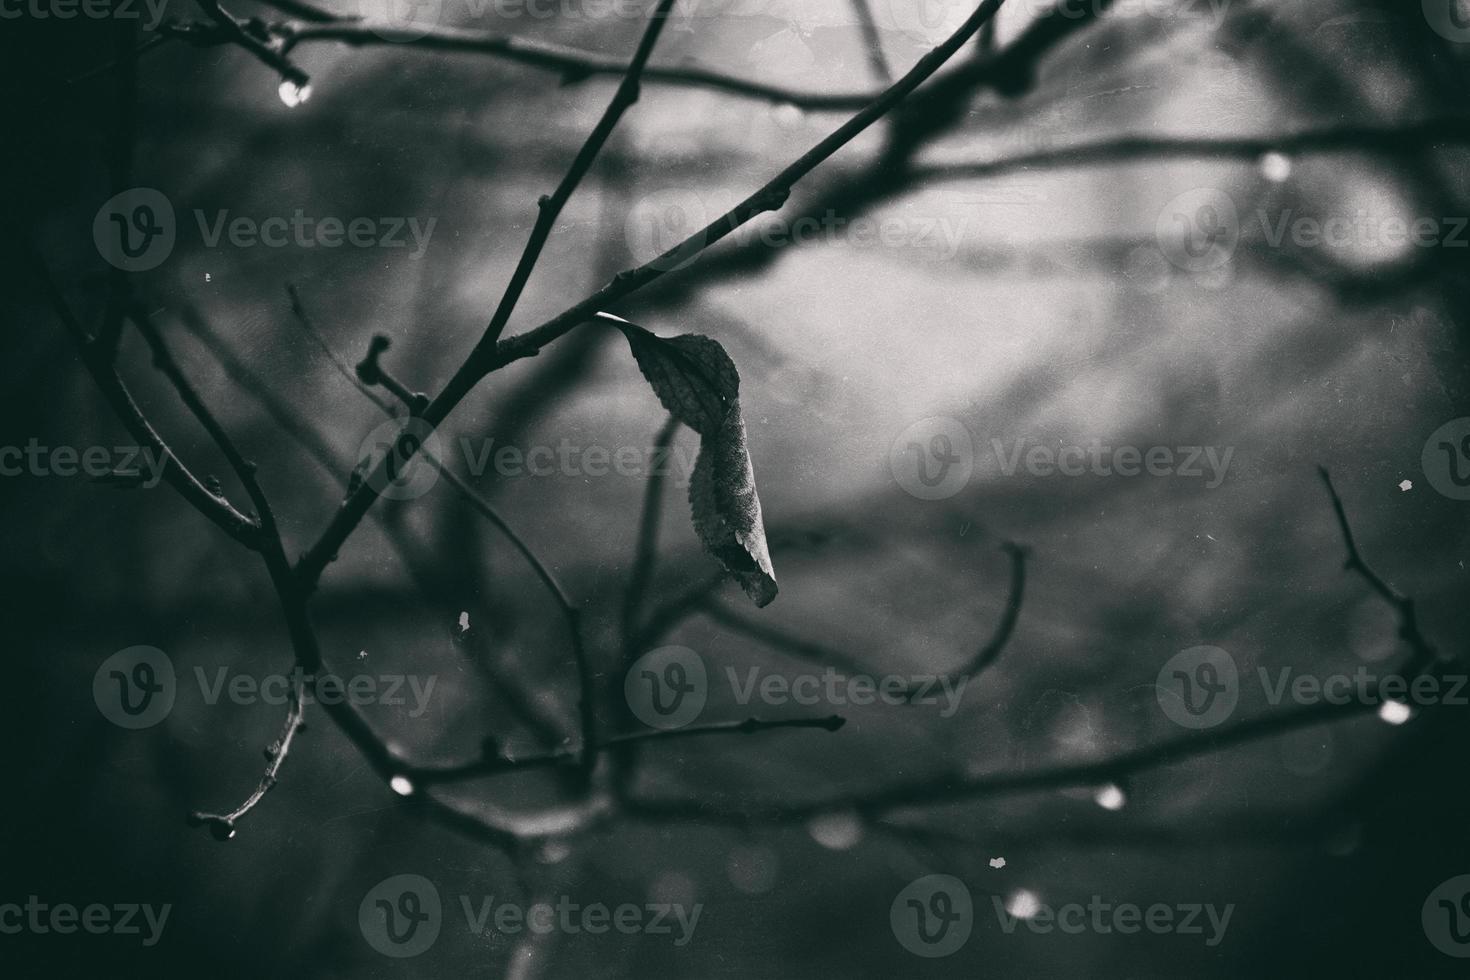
[1093,782,1127,811]
[278,80,312,108]
[1259,151,1292,183]
[389,774,415,797]
[1005,889,1042,920]
[1377,700,1413,726]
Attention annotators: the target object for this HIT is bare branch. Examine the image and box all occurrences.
[187,675,307,840]
[293,0,1012,591]
[32,257,263,549]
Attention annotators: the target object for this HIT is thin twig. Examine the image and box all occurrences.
[32,257,263,549]
[187,675,306,839]
[479,0,679,352]
[188,0,310,86]
[1318,467,1441,673]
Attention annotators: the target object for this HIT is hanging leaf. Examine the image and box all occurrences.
[613,318,778,606]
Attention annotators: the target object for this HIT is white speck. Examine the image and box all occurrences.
[1378,700,1413,726]
[1398,479,1413,492]
[389,775,415,796]
[457,611,470,633]
[989,857,1006,869]
[1093,783,1127,811]
[204,273,211,282]
[1005,889,1042,919]
[357,649,367,660]
[1259,152,1292,183]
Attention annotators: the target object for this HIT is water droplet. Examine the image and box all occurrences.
[278,80,312,108]
[1259,151,1292,183]
[1378,700,1413,726]
[807,810,864,850]
[1005,889,1042,920]
[389,774,415,796]
[1093,783,1127,811]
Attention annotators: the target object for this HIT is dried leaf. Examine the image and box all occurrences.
[690,402,778,606]
[621,327,738,436]
[617,321,778,606]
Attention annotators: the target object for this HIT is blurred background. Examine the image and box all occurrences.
[5,0,1470,975]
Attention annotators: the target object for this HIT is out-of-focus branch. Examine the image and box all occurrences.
[1318,467,1443,675]
[622,415,681,648]
[909,118,1470,185]
[411,715,846,786]
[849,0,893,83]
[32,258,263,549]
